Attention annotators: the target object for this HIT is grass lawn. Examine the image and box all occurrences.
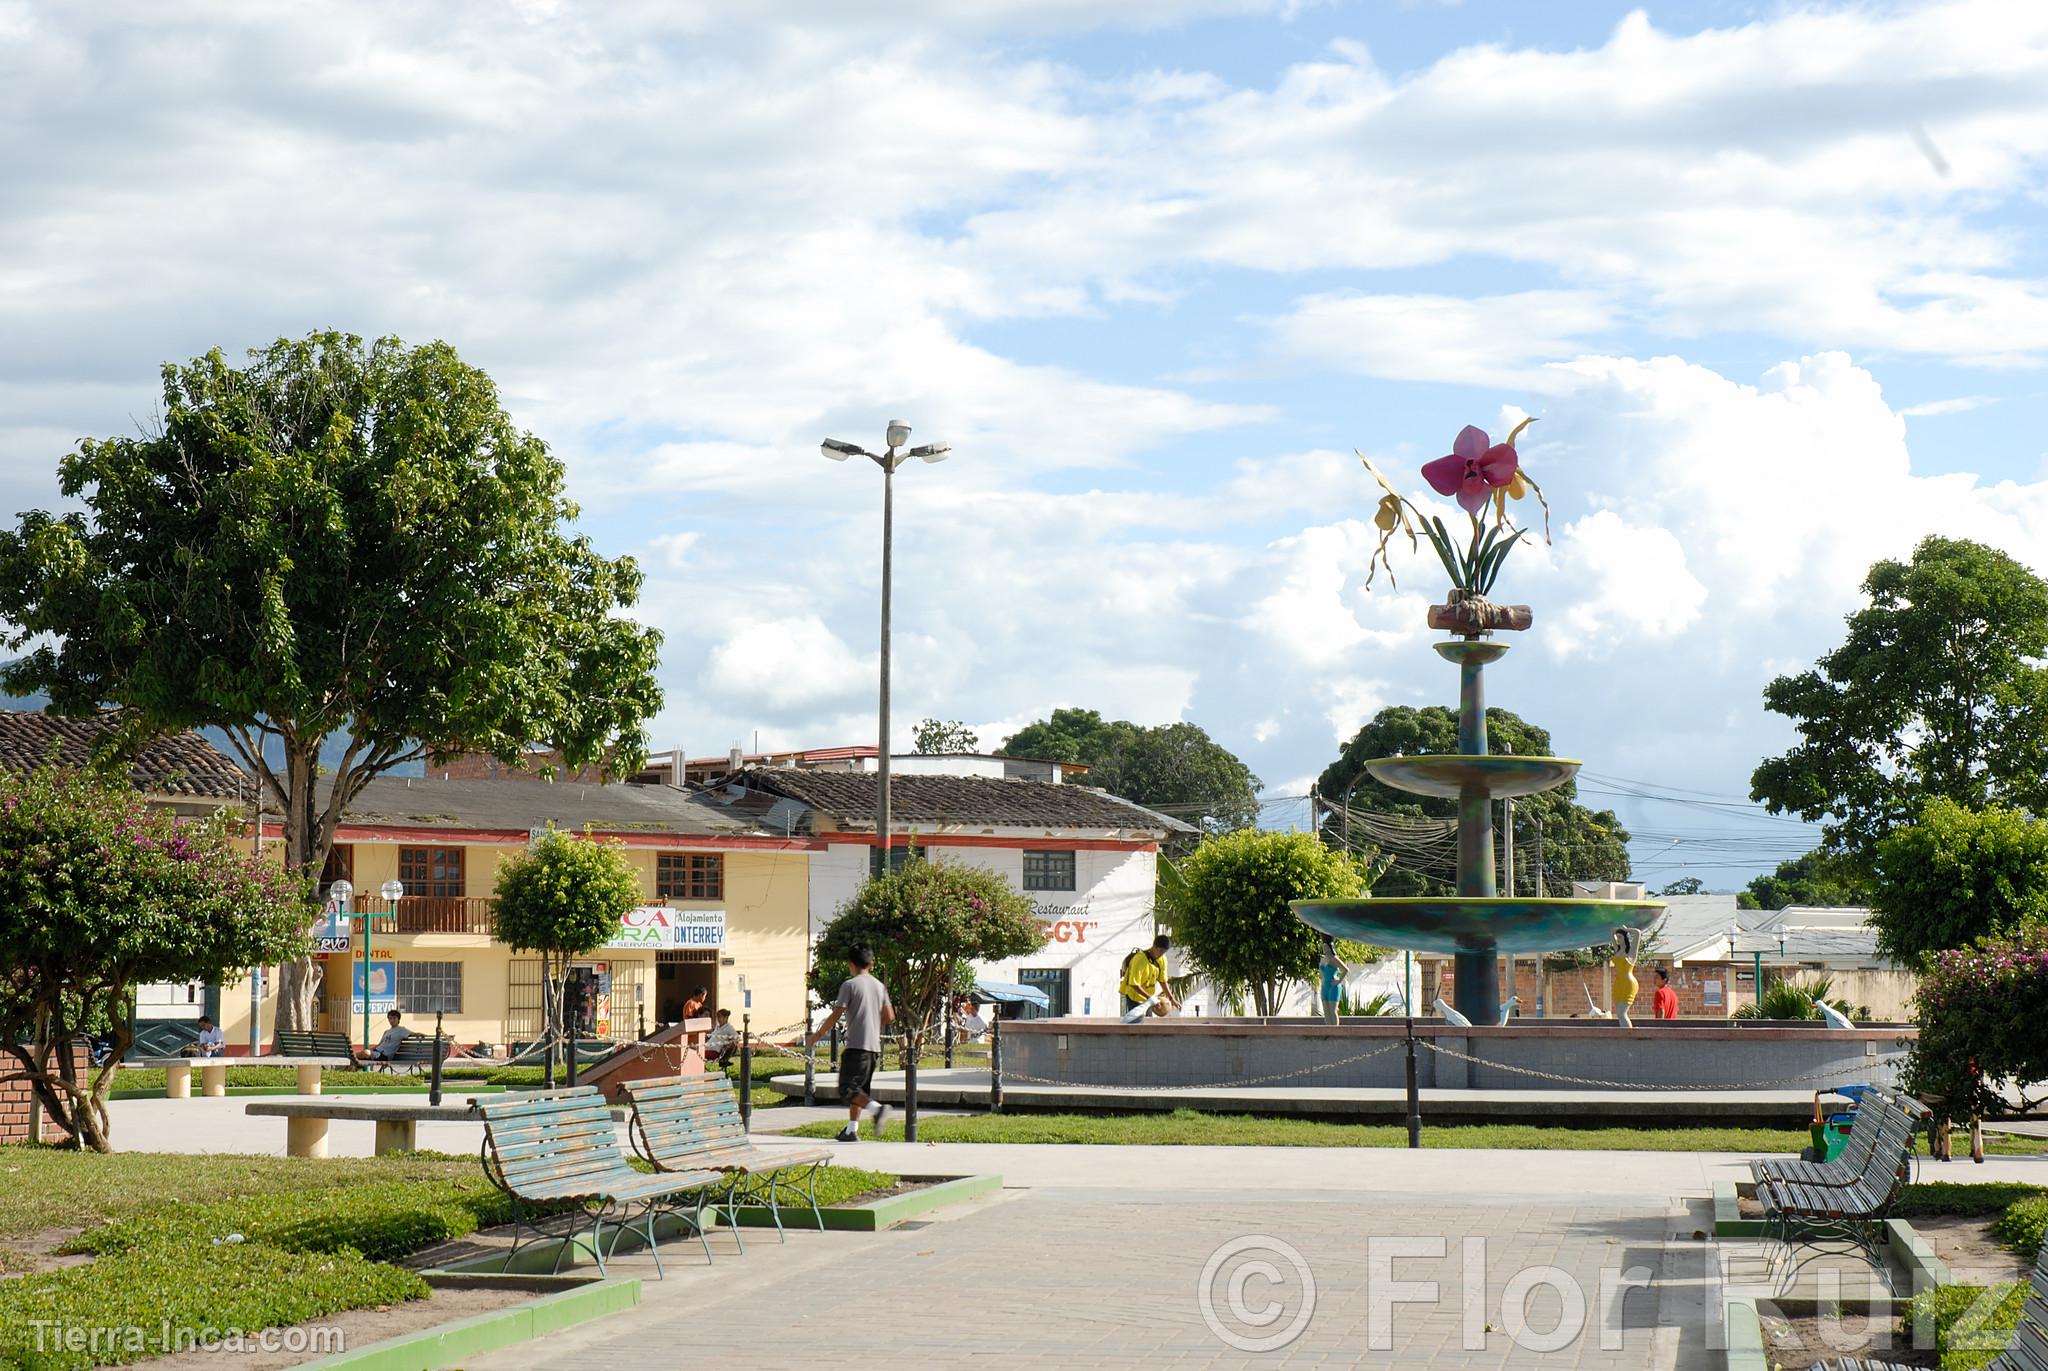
[0,1146,896,1371]
[787,1107,2048,1153]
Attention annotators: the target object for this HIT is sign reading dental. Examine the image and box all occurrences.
[604,906,725,950]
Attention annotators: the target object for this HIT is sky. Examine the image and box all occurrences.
[2,0,2046,888]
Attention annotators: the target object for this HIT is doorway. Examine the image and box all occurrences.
[656,949,720,1025]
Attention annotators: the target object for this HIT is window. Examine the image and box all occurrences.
[396,961,462,1014]
[1016,968,1070,1019]
[398,846,465,899]
[657,852,724,901]
[1022,850,1077,892]
[869,846,914,878]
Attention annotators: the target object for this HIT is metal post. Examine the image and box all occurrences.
[803,1039,816,1107]
[564,974,579,1090]
[989,1013,1004,1113]
[739,1013,753,1129]
[360,918,371,1053]
[876,456,894,868]
[1404,1009,1421,1148]
[1451,647,1500,1024]
[904,1038,918,1142]
[944,990,955,1067]
[429,1009,445,1107]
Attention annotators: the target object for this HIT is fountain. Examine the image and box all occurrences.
[976,422,1913,1116]
[1291,423,1661,1025]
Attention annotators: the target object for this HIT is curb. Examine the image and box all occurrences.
[290,1276,638,1371]
[108,1084,512,1101]
[440,1173,1004,1274]
[727,1173,1004,1231]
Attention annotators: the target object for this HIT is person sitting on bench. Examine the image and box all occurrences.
[367,1010,412,1061]
[703,1008,739,1065]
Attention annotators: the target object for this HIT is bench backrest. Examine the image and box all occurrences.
[623,1074,750,1167]
[274,1029,355,1058]
[1993,1245,2048,1371]
[476,1087,630,1198]
[392,1035,454,1061]
[1842,1096,1922,1213]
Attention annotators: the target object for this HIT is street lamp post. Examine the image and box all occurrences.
[822,421,951,870]
[328,878,353,1047]
[368,879,403,1051]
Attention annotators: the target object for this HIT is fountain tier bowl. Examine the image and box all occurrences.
[1291,897,1665,956]
[1365,755,1581,800]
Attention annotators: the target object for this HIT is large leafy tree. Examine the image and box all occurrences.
[1317,705,1632,896]
[1751,536,2048,864]
[912,718,979,754]
[1867,799,2048,963]
[0,332,664,1031]
[0,763,308,1151]
[1001,708,1261,836]
[1161,828,1382,1016]
[1737,849,1870,911]
[812,854,1044,1140]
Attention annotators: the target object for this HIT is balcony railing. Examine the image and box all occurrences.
[357,896,496,936]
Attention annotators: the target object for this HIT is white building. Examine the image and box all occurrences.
[732,763,1191,1018]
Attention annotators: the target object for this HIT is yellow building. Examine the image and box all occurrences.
[218,776,819,1052]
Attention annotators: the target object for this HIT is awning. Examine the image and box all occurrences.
[970,980,1051,1009]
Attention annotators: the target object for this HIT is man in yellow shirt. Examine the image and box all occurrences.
[1118,935,1178,1019]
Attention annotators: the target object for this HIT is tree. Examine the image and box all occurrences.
[1001,708,1261,836]
[1751,537,2048,864]
[1902,924,2048,1121]
[0,332,664,1032]
[493,827,644,1081]
[912,718,979,754]
[812,854,1044,1139]
[1737,850,1869,911]
[1163,828,1382,1016]
[1866,799,2048,963]
[0,763,308,1151]
[1317,705,1632,896]
[1657,877,1705,896]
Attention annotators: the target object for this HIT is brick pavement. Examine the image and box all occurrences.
[471,1188,1703,1370]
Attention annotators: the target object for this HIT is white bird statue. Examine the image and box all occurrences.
[1496,995,1520,1026]
[1583,987,1612,1020]
[1816,999,1854,1030]
[1433,997,1472,1027]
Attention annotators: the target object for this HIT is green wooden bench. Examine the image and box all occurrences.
[274,1029,359,1067]
[1755,1091,1924,1293]
[476,1086,723,1277]
[1819,1243,2048,1369]
[623,1073,833,1245]
[366,1033,456,1074]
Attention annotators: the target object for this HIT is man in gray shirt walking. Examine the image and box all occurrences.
[805,943,896,1142]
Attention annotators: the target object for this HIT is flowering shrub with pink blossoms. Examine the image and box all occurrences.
[1900,922,2048,1121]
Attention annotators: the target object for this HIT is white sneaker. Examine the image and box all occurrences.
[869,1102,889,1137]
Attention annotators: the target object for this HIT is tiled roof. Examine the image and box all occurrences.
[341,775,775,837]
[735,767,1194,834]
[0,709,249,800]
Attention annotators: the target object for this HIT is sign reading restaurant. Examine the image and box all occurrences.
[604,906,725,950]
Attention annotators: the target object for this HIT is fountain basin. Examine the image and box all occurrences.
[1292,896,1664,956]
[1366,754,1581,800]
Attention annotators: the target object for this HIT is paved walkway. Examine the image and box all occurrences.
[107,1095,2047,1367]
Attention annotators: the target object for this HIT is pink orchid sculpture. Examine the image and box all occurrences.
[1422,425,1521,516]
[1358,418,1549,602]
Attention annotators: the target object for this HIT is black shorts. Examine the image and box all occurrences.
[839,1047,878,1102]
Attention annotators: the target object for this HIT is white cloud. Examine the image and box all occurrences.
[1267,290,1616,390]
[1900,395,1998,418]
[701,616,871,711]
